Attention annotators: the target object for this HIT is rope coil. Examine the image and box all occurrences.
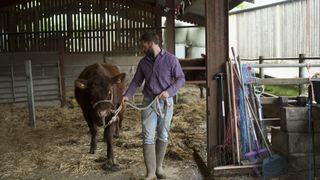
[103,96,171,128]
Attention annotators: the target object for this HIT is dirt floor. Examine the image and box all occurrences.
[0,85,206,180]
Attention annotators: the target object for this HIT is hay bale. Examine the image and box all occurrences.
[187,47,206,59]
[186,27,205,47]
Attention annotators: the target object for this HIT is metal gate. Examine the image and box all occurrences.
[0,61,63,106]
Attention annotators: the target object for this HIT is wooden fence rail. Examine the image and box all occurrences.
[241,54,320,94]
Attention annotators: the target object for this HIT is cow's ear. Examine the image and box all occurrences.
[75,79,88,89]
[112,73,126,84]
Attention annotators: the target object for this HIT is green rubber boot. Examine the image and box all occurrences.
[143,144,157,180]
[156,140,168,179]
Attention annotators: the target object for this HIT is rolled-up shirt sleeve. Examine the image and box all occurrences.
[166,58,186,97]
[124,61,145,97]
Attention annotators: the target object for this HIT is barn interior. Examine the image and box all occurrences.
[0,0,320,179]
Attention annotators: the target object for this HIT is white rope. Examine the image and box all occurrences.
[103,105,122,128]
[125,96,172,143]
[93,99,113,109]
[103,96,172,143]
[125,96,169,119]
[92,89,114,109]
[103,96,168,127]
[104,96,171,140]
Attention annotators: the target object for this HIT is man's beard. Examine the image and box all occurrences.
[145,48,155,59]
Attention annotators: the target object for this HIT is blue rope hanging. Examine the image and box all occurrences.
[238,83,249,153]
[239,64,254,153]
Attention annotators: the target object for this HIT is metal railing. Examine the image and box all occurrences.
[0,62,62,104]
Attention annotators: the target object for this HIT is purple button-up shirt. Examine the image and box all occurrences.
[124,49,185,98]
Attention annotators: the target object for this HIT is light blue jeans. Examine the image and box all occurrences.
[141,96,174,145]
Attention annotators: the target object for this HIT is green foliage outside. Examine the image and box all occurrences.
[234,2,251,10]
[264,85,299,97]
[236,1,250,10]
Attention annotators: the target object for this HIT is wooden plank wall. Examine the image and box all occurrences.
[0,0,156,55]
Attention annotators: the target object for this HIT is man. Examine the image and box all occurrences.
[122,31,185,179]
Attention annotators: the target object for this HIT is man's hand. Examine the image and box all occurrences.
[159,91,169,100]
[122,96,129,104]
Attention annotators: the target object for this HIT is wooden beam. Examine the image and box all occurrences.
[182,67,206,70]
[262,118,280,126]
[248,78,314,85]
[214,164,261,177]
[25,60,36,128]
[118,0,163,15]
[186,80,206,84]
[0,0,26,8]
[205,0,228,172]
[165,0,175,54]
[261,97,278,105]
[58,44,66,107]
[155,4,163,46]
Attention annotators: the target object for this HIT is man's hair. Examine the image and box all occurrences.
[140,31,159,45]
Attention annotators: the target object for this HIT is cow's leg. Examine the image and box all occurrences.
[199,85,204,99]
[87,121,98,154]
[103,124,120,171]
[114,121,120,138]
[81,108,98,154]
[114,112,123,138]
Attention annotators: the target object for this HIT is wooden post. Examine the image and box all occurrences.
[165,0,175,54]
[154,2,163,47]
[166,0,177,103]
[299,54,306,95]
[155,12,163,47]
[10,64,16,102]
[259,56,264,79]
[25,60,36,128]
[206,0,229,172]
[100,0,107,54]
[8,11,15,52]
[58,45,66,107]
[67,7,73,53]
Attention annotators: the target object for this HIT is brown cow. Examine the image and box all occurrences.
[74,63,126,170]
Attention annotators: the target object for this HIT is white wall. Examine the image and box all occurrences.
[229,0,320,58]
[229,0,320,78]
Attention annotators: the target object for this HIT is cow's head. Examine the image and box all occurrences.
[75,73,126,120]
